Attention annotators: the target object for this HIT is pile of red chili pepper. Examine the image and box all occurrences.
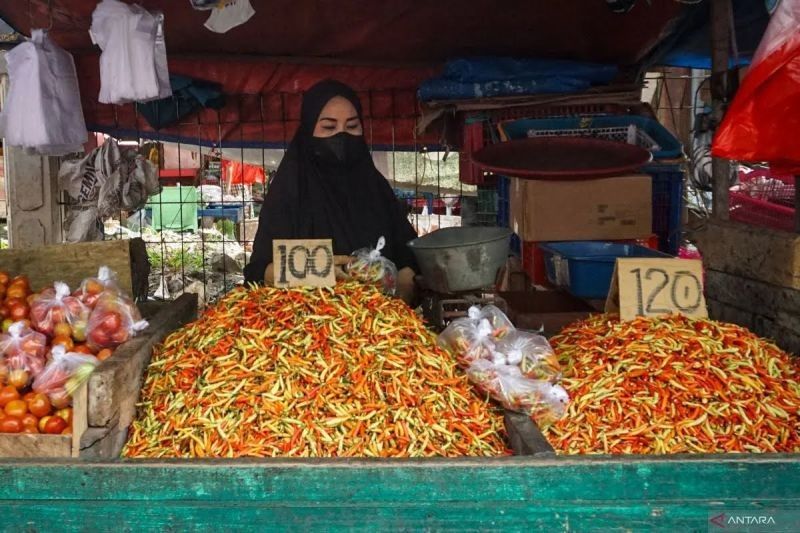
[543,314,800,455]
[124,283,508,458]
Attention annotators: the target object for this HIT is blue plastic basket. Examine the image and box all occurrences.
[496,175,510,227]
[643,162,684,255]
[499,115,683,160]
[539,241,670,299]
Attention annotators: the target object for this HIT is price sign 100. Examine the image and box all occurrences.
[272,239,335,288]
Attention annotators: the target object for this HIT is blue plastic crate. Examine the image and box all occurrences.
[496,176,510,227]
[500,115,683,160]
[539,241,670,299]
[643,162,684,255]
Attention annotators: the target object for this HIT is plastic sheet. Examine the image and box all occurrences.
[712,0,800,174]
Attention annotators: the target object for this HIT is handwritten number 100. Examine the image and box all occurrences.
[631,268,702,315]
[277,244,334,284]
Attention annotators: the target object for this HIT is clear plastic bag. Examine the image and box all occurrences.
[466,360,569,423]
[29,282,90,337]
[347,237,399,295]
[438,318,496,364]
[467,305,514,340]
[0,321,47,359]
[75,266,122,308]
[495,330,562,382]
[2,321,48,387]
[87,292,149,350]
[32,345,98,397]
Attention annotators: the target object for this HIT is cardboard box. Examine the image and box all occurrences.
[510,175,652,241]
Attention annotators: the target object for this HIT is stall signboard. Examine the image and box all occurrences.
[606,258,707,320]
[272,239,336,288]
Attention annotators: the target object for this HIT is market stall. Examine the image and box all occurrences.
[0,0,798,530]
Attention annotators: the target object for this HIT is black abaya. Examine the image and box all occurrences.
[244,80,418,284]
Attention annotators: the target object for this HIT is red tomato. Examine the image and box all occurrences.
[84,280,104,296]
[27,393,51,418]
[111,329,129,345]
[5,286,27,301]
[55,407,73,425]
[0,363,8,384]
[96,348,113,362]
[22,391,37,402]
[10,276,30,291]
[89,329,110,348]
[0,271,10,285]
[22,425,39,434]
[37,415,52,433]
[53,323,72,339]
[0,415,23,433]
[52,335,75,351]
[9,303,29,321]
[102,312,123,333]
[8,368,30,390]
[73,344,94,355]
[61,426,72,435]
[0,305,9,319]
[20,413,38,429]
[48,390,71,409]
[0,385,20,407]
[4,399,28,417]
[43,415,67,434]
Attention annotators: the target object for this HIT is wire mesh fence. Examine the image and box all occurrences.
[55,91,472,306]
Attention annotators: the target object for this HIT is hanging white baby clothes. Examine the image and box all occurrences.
[90,0,171,104]
[205,0,255,33]
[0,29,87,156]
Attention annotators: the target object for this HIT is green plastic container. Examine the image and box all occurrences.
[149,185,199,232]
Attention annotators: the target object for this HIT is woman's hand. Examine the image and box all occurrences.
[396,267,417,306]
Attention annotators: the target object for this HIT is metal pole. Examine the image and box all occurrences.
[710,0,732,220]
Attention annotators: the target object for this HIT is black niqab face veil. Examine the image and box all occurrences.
[244,80,419,284]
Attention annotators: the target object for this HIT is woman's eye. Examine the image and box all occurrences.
[322,125,336,131]
[347,124,360,130]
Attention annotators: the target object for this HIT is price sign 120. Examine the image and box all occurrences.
[272,239,336,288]
[606,258,707,320]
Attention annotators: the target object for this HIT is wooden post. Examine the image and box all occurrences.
[796,176,800,233]
[710,0,732,220]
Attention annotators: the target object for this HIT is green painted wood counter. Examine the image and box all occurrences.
[2,454,799,531]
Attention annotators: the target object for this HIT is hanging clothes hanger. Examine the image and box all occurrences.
[28,0,54,33]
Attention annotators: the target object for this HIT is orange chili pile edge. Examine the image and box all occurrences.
[124,282,509,458]
[543,314,800,455]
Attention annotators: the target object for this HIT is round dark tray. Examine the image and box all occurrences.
[472,137,652,180]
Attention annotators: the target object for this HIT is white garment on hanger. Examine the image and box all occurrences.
[205,0,255,33]
[0,29,87,156]
[90,0,171,104]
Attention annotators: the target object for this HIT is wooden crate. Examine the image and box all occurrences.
[80,294,198,458]
[0,239,196,458]
[0,238,149,301]
[0,383,87,458]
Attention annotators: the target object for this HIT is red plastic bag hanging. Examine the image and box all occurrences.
[712,0,800,174]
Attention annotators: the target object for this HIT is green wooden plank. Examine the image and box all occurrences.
[5,501,794,532]
[1,455,799,503]
[1,456,799,531]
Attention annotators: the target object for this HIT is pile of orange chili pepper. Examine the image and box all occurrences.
[543,314,800,455]
[124,282,509,458]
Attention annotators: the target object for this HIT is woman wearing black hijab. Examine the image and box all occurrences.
[244,80,419,303]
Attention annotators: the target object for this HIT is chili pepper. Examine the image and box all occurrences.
[542,314,800,455]
[124,282,509,458]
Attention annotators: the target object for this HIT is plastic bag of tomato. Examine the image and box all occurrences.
[0,266,149,435]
